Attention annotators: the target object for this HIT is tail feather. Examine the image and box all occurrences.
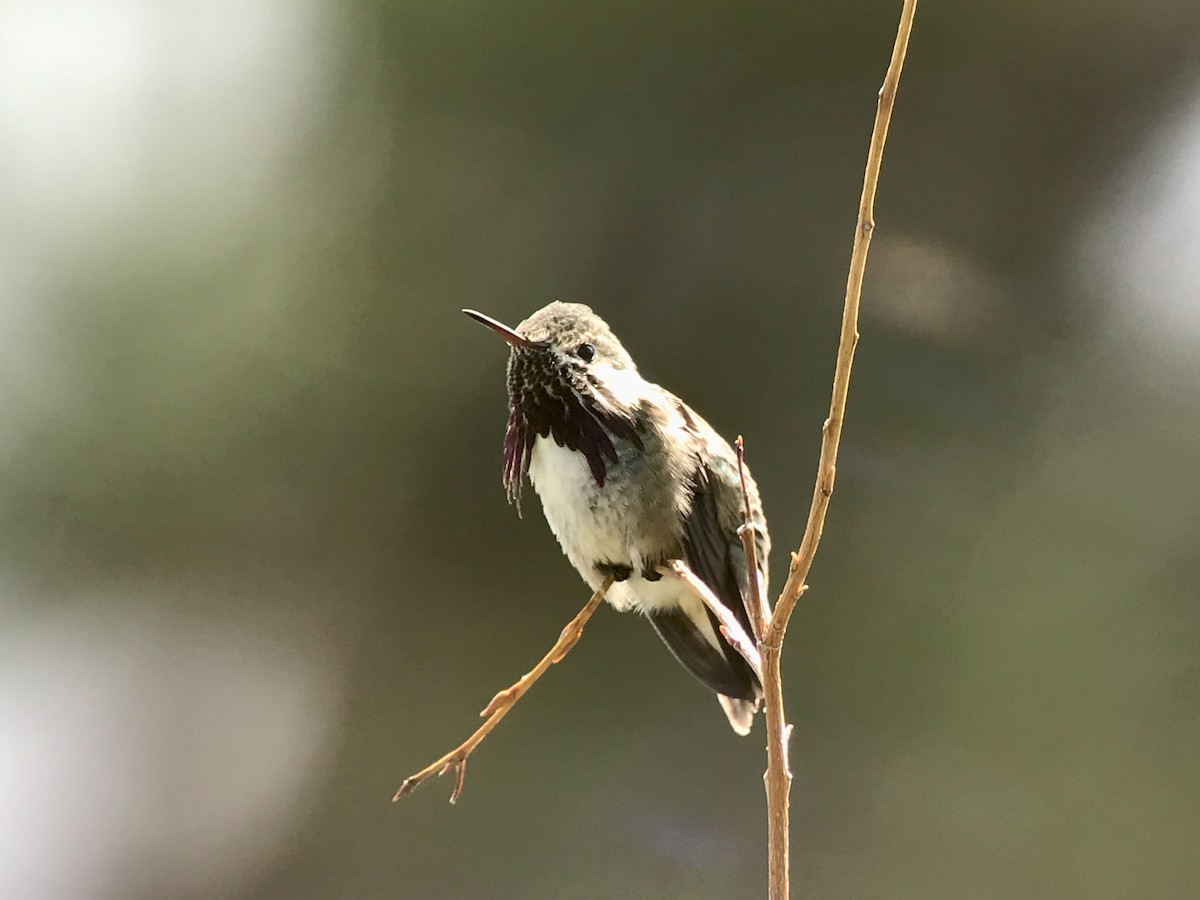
[718,694,760,736]
[647,599,762,735]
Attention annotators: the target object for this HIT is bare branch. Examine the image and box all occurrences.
[761,2,919,897]
[658,559,763,681]
[393,576,613,804]
[770,0,918,642]
[735,435,769,643]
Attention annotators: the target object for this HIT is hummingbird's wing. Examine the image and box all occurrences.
[647,461,761,711]
[647,607,757,699]
[680,461,762,686]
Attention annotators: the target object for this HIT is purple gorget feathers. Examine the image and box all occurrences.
[502,356,642,505]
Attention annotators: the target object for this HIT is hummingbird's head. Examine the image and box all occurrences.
[463,301,636,373]
[463,302,644,503]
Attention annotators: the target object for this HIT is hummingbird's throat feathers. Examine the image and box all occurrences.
[503,345,643,503]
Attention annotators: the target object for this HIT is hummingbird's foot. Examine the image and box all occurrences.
[640,567,663,582]
[596,562,633,582]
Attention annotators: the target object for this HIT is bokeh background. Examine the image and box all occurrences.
[3,1,1199,898]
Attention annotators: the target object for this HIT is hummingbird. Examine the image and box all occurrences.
[464,302,770,734]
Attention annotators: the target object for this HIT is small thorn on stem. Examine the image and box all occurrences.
[480,687,514,717]
[448,760,468,804]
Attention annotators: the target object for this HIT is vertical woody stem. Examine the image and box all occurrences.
[762,2,919,896]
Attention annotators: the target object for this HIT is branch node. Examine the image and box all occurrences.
[821,463,836,497]
[479,687,514,718]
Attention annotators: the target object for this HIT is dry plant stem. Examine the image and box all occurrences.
[761,2,919,897]
[658,560,763,680]
[393,576,613,804]
[735,436,770,642]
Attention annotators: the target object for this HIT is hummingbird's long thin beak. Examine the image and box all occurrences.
[462,309,539,348]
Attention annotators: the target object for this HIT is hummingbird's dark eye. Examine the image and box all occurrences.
[576,342,596,362]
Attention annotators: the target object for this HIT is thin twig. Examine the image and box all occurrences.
[761,2,919,897]
[735,435,769,642]
[771,0,918,640]
[658,560,763,680]
[393,576,613,804]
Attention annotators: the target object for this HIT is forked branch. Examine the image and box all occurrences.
[393,575,614,804]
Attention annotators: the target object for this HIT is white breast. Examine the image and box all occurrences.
[528,436,624,574]
[527,435,690,616]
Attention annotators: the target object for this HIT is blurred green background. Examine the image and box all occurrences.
[2,1,1199,898]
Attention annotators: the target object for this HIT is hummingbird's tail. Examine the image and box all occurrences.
[647,598,762,735]
[717,693,761,736]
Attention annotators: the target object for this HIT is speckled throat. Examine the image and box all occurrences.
[502,349,642,504]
